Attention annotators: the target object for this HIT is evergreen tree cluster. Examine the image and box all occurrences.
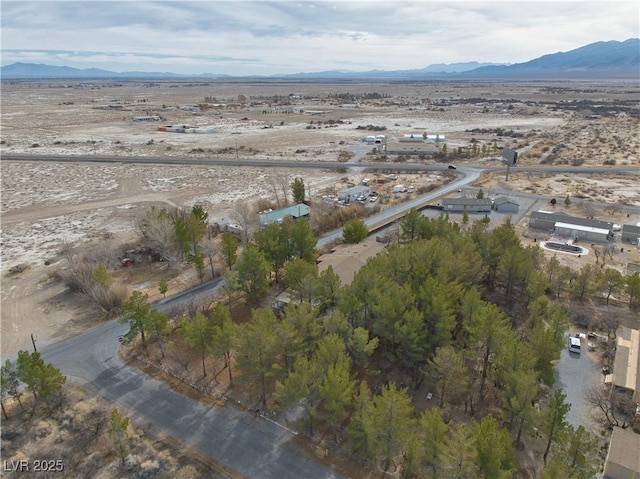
[1,351,67,418]
[126,210,607,476]
[238,213,601,474]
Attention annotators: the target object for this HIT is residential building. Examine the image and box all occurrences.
[442,197,492,213]
[621,224,640,245]
[493,197,520,213]
[528,211,614,233]
[607,327,640,403]
[554,222,610,242]
[603,427,640,479]
[259,203,310,226]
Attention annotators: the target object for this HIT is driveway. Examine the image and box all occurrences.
[553,340,601,428]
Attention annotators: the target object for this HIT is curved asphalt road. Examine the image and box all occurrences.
[41,316,342,479]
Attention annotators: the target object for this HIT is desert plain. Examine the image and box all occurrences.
[1,78,639,357]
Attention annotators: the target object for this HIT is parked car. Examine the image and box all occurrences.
[568,335,581,354]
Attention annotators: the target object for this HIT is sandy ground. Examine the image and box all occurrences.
[1,79,639,356]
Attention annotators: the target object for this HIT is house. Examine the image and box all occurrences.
[603,427,640,479]
[554,222,610,242]
[441,198,492,213]
[259,203,310,226]
[272,289,296,311]
[606,327,640,403]
[621,224,640,245]
[493,197,520,213]
[337,186,371,204]
[528,211,614,233]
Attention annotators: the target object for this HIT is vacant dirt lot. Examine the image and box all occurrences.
[1,79,639,356]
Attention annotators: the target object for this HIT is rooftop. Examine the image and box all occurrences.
[529,211,613,230]
[493,196,519,206]
[442,197,493,206]
[554,221,610,235]
[605,427,640,476]
[259,203,310,224]
[611,327,640,393]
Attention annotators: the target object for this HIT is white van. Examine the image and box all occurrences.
[568,336,581,354]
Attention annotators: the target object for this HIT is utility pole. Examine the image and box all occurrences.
[31,333,37,352]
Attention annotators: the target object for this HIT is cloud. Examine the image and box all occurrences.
[1,1,638,75]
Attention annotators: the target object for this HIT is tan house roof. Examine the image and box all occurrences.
[604,427,640,478]
[611,327,640,395]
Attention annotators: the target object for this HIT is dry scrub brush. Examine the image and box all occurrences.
[56,247,127,315]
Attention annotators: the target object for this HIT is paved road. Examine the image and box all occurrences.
[3,152,639,176]
[40,290,344,479]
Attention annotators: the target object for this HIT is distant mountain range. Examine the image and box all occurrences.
[1,39,638,80]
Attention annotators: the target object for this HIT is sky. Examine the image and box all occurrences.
[1,1,638,76]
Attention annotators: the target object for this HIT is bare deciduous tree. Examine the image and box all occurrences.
[276,172,291,206]
[579,202,598,220]
[95,235,118,269]
[604,202,623,216]
[587,384,638,430]
[136,206,181,265]
[230,200,256,244]
[266,175,282,207]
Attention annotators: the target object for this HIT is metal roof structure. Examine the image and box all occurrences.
[529,211,614,231]
[259,203,310,225]
[554,222,610,235]
[442,198,493,207]
[493,196,519,206]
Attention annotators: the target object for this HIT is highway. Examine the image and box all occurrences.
[3,151,640,176]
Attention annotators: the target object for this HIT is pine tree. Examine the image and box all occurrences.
[542,389,570,464]
[181,312,214,377]
[108,408,130,466]
[120,290,151,346]
[233,308,282,407]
